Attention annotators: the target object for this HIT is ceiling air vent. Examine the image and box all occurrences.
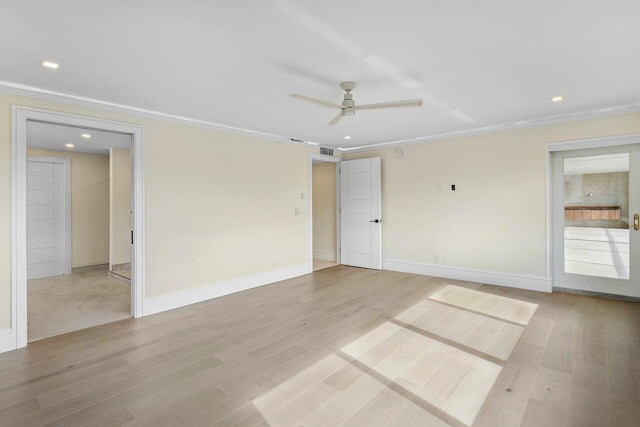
[320,147,334,156]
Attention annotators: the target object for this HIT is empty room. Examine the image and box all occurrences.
[0,1,639,426]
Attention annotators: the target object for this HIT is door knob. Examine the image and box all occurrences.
[369,219,381,223]
[634,213,639,231]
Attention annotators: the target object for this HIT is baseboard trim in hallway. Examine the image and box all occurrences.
[71,263,109,274]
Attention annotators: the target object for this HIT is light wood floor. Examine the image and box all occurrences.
[1,266,639,426]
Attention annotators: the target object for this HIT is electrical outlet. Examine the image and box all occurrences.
[435,254,442,264]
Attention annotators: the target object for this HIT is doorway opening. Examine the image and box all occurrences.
[309,154,340,272]
[551,140,639,299]
[26,122,132,341]
[12,107,145,349]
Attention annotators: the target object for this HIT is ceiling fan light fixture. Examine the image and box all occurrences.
[344,136,351,140]
[552,95,564,103]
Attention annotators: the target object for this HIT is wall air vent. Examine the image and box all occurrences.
[320,147,334,156]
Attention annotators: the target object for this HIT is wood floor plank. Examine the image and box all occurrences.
[528,367,572,409]
[520,398,567,427]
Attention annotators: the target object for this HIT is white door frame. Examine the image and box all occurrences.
[546,133,640,290]
[11,106,146,349]
[27,155,72,276]
[308,153,341,272]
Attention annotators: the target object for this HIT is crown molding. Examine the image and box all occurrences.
[337,104,640,152]
[0,80,321,148]
[2,80,638,153]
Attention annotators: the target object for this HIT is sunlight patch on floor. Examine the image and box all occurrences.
[429,285,538,326]
[248,285,537,426]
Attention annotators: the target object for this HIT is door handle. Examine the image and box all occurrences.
[634,213,639,231]
[369,219,381,223]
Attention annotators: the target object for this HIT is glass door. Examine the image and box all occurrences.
[552,144,639,297]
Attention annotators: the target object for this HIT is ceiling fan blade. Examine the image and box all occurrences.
[290,93,341,109]
[327,111,343,126]
[356,99,423,110]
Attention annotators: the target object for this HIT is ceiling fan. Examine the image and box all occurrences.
[290,81,423,126]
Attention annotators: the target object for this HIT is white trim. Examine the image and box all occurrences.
[383,259,552,293]
[0,81,317,149]
[0,330,15,354]
[545,133,640,292]
[144,263,309,316]
[313,251,337,261]
[10,106,145,351]
[27,156,72,275]
[545,149,553,281]
[549,144,640,297]
[3,80,639,154]
[308,154,342,272]
[547,133,640,152]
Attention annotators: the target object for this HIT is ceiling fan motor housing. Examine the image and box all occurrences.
[342,93,355,115]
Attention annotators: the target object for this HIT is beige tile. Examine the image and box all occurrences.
[28,268,130,342]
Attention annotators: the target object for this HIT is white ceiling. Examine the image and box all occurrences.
[2,1,640,150]
[564,153,629,175]
[27,121,131,155]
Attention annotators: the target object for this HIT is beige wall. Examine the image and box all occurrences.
[27,148,110,269]
[109,148,131,267]
[346,113,640,278]
[3,89,640,334]
[312,162,337,259]
[0,92,311,331]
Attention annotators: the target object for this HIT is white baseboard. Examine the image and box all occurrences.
[313,251,337,262]
[383,259,552,293]
[144,262,310,316]
[0,329,16,354]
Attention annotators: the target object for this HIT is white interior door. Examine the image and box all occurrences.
[552,144,640,297]
[27,158,69,279]
[340,157,382,270]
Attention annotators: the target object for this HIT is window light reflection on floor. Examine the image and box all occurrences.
[246,285,538,426]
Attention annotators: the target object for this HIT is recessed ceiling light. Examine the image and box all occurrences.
[552,96,564,103]
[344,136,351,140]
[41,60,59,70]
[65,143,74,148]
[81,133,91,139]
